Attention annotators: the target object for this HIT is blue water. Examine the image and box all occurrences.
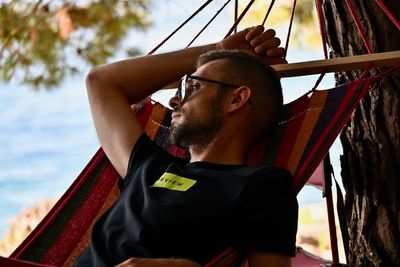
[0,77,99,235]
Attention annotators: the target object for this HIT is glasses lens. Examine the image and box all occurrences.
[177,75,188,101]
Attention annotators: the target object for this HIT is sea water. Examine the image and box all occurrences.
[0,77,99,235]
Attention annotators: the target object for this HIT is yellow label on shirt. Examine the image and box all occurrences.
[151,172,197,191]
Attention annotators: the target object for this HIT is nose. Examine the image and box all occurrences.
[168,94,181,110]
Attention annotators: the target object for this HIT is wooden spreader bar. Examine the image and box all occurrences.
[274,50,400,77]
[163,51,400,89]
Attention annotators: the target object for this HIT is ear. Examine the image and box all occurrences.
[227,86,252,112]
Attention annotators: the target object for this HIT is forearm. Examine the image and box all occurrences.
[85,25,284,104]
[87,43,217,104]
[84,43,217,177]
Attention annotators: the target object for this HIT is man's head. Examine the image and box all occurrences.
[169,50,283,148]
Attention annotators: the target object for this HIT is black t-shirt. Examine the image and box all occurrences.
[74,134,298,266]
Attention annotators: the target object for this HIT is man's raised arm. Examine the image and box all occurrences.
[85,44,216,178]
[85,25,283,178]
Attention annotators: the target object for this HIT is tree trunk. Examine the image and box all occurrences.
[320,0,400,266]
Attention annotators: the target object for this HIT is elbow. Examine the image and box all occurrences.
[85,66,103,92]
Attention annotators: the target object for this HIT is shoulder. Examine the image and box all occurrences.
[242,166,293,194]
[124,133,181,181]
[237,165,295,199]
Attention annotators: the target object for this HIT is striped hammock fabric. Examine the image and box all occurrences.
[4,77,371,267]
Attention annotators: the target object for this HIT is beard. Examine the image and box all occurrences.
[169,94,224,148]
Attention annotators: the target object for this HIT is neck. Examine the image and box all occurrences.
[188,132,249,165]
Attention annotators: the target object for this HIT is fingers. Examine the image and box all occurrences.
[246,27,276,45]
[245,25,267,41]
[250,29,277,47]
[263,47,287,65]
[217,27,249,50]
[254,37,281,54]
[265,56,288,65]
[266,47,286,57]
[245,26,284,55]
[219,25,286,62]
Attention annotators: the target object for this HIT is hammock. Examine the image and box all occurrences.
[1,76,371,267]
[2,0,400,266]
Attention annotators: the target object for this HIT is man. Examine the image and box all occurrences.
[75,25,298,267]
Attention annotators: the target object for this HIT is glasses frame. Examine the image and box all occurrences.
[177,74,239,102]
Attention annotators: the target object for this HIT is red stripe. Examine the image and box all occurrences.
[11,148,107,258]
[41,162,120,265]
[274,94,310,169]
[137,100,155,127]
[204,246,244,267]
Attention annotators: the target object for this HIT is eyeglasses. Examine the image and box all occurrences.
[176,74,239,102]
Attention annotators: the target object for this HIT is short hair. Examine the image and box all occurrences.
[198,50,283,136]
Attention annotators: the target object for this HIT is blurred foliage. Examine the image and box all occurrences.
[0,0,151,89]
[239,0,321,50]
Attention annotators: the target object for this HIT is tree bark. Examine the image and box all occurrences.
[320,0,400,266]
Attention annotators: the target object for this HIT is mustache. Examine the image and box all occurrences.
[171,109,183,120]
[172,108,183,114]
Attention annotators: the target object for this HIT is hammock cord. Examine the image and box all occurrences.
[148,0,398,79]
[343,1,400,79]
[148,0,214,55]
[372,66,400,81]
[373,0,400,31]
[310,0,329,91]
[186,0,232,48]
[344,0,373,54]
[284,0,298,59]
[315,2,339,257]
[234,0,238,33]
[225,0,256,38]
[360,65,373,80]
[310,73,326,92]
[261,0,276,27]
[316,0,328,60]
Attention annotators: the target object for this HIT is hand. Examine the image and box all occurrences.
[217,25,287,65]
[115,257,201,267]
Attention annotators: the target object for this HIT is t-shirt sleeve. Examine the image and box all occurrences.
[123,133,171,186]
[234,167,298,256]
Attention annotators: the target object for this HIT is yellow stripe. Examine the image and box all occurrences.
[286,90,328,174]
[144,103,167,140]
[151,172,197,191]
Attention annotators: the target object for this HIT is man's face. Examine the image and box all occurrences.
[169,61,228,148]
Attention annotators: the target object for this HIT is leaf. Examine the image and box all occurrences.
[0,0,151,89]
